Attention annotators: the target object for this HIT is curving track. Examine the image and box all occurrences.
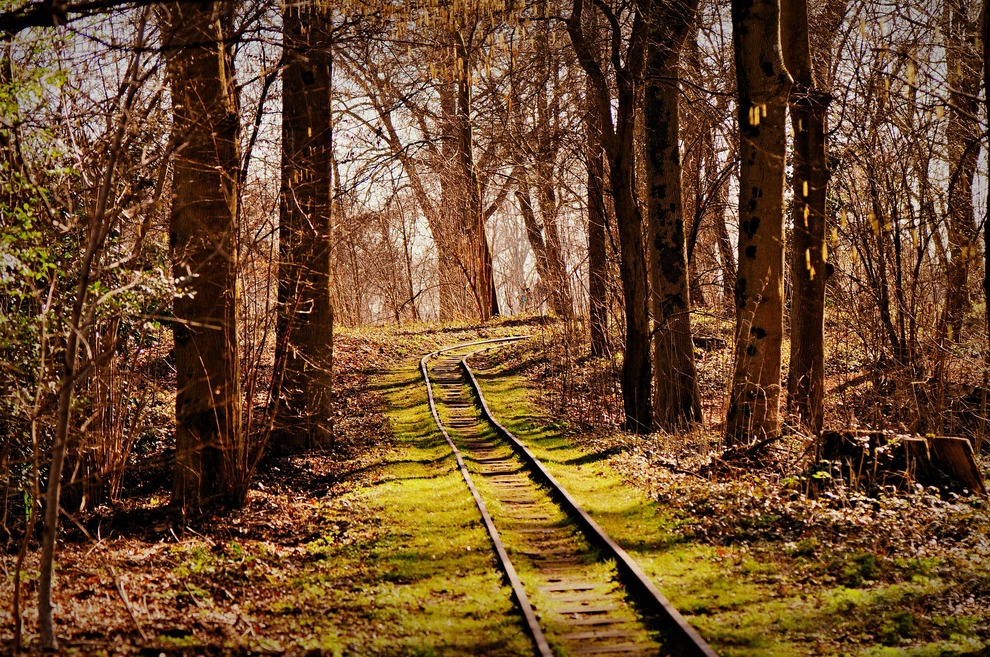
[420,337,719,657]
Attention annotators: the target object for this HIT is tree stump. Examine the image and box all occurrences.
[817,430,986,497]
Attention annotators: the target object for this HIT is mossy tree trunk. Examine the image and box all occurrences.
[782,0,831,435]
[643,0,702,430]
[725,0,792,445]
[160,2,244,512]
[274,1,334,453]
[569,0,652,433]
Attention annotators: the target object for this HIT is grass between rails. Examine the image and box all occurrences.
[250,356,533,656]
[337,358,533,656]
[469,342,990,657]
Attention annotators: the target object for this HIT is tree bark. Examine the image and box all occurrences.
[435,73,475,319]
[782,0,831,435]
[533,161,573,319]
[944,0,982,342]
[531,29,573,319]
[643,0,702,430]
[584,11,609,356]
[709,136,737,305]
[568,0,652,432]
[984,0,990,362]
[725,0,792,444]
[516,171,554,304]
[452,31,499,320]
[160,2,244,512]
[516,180,573,317]
[274,1,334,453]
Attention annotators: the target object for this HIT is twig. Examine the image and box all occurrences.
[109,565,148,641]
[654,459,708,480]
[719,432,784,463]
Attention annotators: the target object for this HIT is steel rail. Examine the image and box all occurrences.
[458,346,720,657]
[419,335,553,657]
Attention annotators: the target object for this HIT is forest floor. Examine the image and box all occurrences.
[2,317,990,656]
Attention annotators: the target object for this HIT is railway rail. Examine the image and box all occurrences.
[420,337,718,657]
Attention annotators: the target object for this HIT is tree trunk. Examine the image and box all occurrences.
[612,152,653,434]
[725,0,792,444]
[584,20,609,356]
[944,0,982,342]
[453,31,499,320]
[434,76,472,319]
[160,2,244,512]
[679,25,707,310]
[782,0,830,435]
[643,0,702,430]
[983,0,990,363]
[518,163,572,318]
[531,33,573,319]
[534,167,573,319]
[568,0,652,432]
[516,172,554,303]
[274,1,334,453]
[709,137,737,305]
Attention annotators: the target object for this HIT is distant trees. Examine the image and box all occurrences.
[510,12,574,320]
[335,14,509,322]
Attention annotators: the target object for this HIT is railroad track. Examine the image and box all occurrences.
[421,337,718,657]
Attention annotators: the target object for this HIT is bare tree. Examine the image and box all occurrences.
[642,0,703,430]
[725,0,792,444]
[273,0,334,452]
[984,0,990,361]
[568,0,653,432]
[159,1,245,512]
[782,0,843,434]
[943,0,982,343]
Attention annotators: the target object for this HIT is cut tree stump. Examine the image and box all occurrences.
[818,430,986,497]
[929,436,987,497]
